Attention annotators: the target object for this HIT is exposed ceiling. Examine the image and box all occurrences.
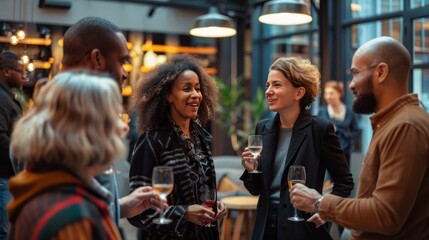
[96,0,250,17]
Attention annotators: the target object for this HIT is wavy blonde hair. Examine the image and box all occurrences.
[270,56,320,109]
[11,71,125,170]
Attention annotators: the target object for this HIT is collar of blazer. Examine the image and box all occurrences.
[261,110,312,134]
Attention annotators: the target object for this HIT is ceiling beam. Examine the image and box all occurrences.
[95,0,248,14]
[39,0,72,9]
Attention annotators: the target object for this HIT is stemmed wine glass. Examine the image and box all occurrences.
[152,166,174,224]
[287,165,306,221]
[248,135,263,173]
[202,187,217,227]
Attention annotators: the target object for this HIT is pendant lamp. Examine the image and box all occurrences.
[190,6,237,38]
[259,0,312,25]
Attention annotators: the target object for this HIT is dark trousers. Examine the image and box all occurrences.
[263,203,279,240]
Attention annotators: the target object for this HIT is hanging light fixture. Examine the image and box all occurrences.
[190,6,236,38]
[259,0,312,25]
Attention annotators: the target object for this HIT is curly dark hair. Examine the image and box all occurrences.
[134,54,218,133]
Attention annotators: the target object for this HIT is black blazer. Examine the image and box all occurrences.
[240,111,354,240]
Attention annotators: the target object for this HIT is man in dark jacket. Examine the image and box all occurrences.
[0,51,26,239]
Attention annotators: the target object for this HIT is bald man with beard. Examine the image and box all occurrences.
[289,36,429,239]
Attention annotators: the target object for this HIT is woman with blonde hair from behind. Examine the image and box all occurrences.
[7,71,157,239]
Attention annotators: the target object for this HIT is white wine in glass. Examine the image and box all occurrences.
[248,135,263,173]
[152,166,174,224]
[287,165,306,221]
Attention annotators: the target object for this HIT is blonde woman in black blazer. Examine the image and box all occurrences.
[240,56,354,240]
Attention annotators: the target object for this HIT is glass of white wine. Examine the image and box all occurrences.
[152,166,174,224]
[248,135,263,173]
[287,165,306,221]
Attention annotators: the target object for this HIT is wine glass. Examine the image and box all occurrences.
[202,187,217,227]
[248,135,263,173]
[287,165,306,221]
[152,166,174,224]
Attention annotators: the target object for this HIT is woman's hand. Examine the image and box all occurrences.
[241,147,258,172]
[184,204,216,226]
[214,201,227,220]
[307,213,326,228]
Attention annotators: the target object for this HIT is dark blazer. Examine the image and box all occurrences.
[240,111,354,240]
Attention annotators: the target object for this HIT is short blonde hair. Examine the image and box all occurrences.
[11,71,125,170]
[270,56,320,109]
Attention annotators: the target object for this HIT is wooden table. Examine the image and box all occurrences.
[220,196,258,240]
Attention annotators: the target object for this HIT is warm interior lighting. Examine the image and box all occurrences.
[16,29,26,40]
[156,55,167,65]
[21,54,29,64]
[122,85,133,96]
[259,0,312,25]
[127,42,133,49]
[141,44,217,55]
[27,61,35,72]
[123,63,133,72]
[10,35,19,45]
[190,6,236,38]
[143,50,157,69]
[351,3,362,12]
[0,36,51,46]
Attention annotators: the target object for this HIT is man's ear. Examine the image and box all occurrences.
[89,49,106,70]
[375,62,389,84]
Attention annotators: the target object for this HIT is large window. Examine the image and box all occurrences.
[251,0,429,154]
[413,16,429,109]
[348,0,403,19]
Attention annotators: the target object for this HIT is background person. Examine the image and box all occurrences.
[240,56,354,240]
[128,54,227,239]
[290,36,429,240]
[0,51,26,240]
[7,71,159,239]
[318,80,359,167]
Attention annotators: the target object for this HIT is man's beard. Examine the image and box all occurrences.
[352,91,377,114]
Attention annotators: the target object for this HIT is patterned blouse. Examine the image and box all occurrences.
[128,119,218,240]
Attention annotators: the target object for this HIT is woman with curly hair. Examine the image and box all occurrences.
[240,56,354,240]
[128,54,226,239]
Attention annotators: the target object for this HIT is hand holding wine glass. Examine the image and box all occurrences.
[152,166,174,224]
[287,165,306,221]
[202,187,217,227]
[248,135,263,173]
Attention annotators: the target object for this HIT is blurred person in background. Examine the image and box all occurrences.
[0,51,26,240]
[319,80,359,167]
[128,54,227,239]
